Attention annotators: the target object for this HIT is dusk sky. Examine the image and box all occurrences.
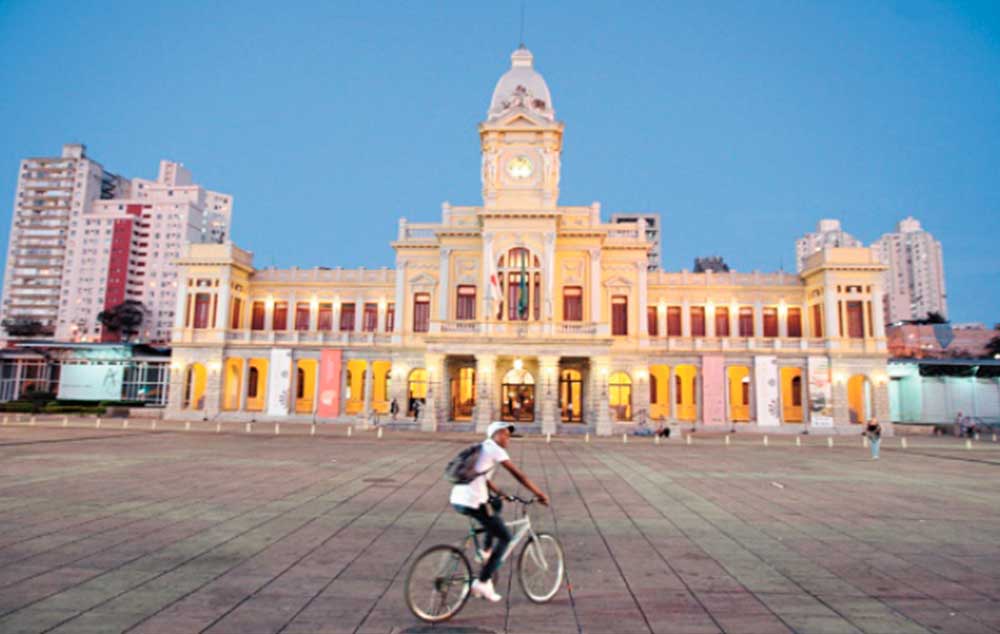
[1,1,997,324]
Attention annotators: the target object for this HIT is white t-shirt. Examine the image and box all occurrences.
[449,439,510,509]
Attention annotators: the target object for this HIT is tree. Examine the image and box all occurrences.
[1,318,47,337]
[97,300,147,342]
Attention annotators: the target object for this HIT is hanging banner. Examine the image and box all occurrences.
[267,348,293,416]
[700,355,726,425]
[754,355,780,426]
[807,356,834,427]
[317,349,343,418]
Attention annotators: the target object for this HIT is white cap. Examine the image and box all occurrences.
[486,421,516,439]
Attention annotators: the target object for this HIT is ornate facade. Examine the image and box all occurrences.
[166,47,890,435]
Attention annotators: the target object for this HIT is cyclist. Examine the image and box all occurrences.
[450,421,549,602]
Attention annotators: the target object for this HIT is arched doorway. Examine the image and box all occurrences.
[183,363,207,410]
[371,360,392,414]
[649,365,670,420]
[295,359,318,414]
[450,367,476,421]
[675,365,697,421]
[345,359,367,414]
[407,368,428,416]
[609,371,632,422]
[847,374,872,424]
[780,367,803,422]
[727,365,751,422]
[245,358,268,412]
[560,369,584,422]
[501,367,535,422]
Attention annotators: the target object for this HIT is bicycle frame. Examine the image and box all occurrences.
[467,503,551,569]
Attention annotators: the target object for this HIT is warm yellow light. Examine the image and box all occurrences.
[600,367,609,377]
[833,371,848,385]
[705,299,714,313]
[170,361,183,371]
[207,360,222,373]
[513,358,523,371]
[636,369,648,380]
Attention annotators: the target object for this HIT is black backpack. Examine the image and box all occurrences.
[444,442,483,484]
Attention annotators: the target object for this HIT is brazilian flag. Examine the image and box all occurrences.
[518,257,528,319]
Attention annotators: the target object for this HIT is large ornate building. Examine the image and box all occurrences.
[166,47,890,435]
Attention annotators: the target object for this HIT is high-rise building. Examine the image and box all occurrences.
[611,213,661,271]
[1,144,128,339]
[872,217,946,323]
[59,161,232,343]
[795,219,862,272]
[1,145,232,344]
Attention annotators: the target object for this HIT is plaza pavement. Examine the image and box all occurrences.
[0,420,998,634]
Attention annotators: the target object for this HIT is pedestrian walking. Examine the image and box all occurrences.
[866,417,882,460]
[390,398,399,421]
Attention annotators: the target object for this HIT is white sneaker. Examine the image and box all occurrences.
[471,579,502,602]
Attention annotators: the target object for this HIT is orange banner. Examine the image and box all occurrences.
[317,349,342,418]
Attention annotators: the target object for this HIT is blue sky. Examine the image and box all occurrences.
[1,1,998,324]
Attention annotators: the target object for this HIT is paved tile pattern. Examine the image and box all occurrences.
[0,424,998,633]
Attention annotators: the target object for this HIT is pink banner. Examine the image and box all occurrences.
[701,355,726,425]
[317,349,342,418]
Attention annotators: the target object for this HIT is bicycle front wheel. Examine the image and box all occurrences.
[404,544,473,622]
[517,532,565,603]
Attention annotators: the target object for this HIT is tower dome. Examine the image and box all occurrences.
[487,46,555,122]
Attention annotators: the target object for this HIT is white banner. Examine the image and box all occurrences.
[267,348,293,416]
[807,356,834,427]
[754,355,780,426]
[58,364,124,401]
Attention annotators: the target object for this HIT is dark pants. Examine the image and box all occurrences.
[454,499,511,582]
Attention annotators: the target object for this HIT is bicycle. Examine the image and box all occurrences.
[404,495,565,623]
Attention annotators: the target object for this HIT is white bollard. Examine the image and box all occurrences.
[763,435,768,447]
[62,416,68,427]
[654,435,660,445]
[123,420,129,429]
[827,436,834,448]
[901,437,908,449]
[975,432,981,441]
[216,422,221,433]
[686,434,692,445]
[795,436,801,447]
[584,432,590,443]
[310,424,316,436]
[347,426,352,437]
[965,438,972,450]
[2,415,7,425]
[29,415,36,426]
[274,423,280,435]
[622,433,628,444]
[863,436,869,448]
[725,434,730,446]
[992,433,997,443]
[377,427,383,439]
[151,420,157,430]
[184,421,191,431]
[546,432,551,443]
[245,422,252,433]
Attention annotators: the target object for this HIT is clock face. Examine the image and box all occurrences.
[506,155,534,179]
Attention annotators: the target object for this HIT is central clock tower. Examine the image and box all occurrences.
[480,47,564,210]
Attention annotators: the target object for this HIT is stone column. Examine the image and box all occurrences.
[668,365,677,421]
[332,299,342,336]
[264,297,274,331]
[778,304,788,338]
[589,249,603,332]
[473,354,496,432]
[823,272,840,342]
[421,353,445,432]
[362,359,373,420]
[657,303,666,339]
[309,299,319,332]
[730,303,739,339]
[539,355,559,435]
[633,368,651,425]
[339,356,350,417]
[287,291,297,331]
[871,283,886,338]
[204,355,224,419]
[753,300,764,338]
[438,248,451,322]
[544,233,556,321]
[237,357,247,412]
[706,302,715,338]
[681,299,691,337]
[636,261,648,338]
[592,356,612,436]
[216,273,231,330]
[393,262,406,344]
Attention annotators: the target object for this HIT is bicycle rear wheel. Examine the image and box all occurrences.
[404,544,473,622]
[517,532,565,603]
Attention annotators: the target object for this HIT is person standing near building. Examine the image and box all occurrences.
[390,398,399,421]
[866,417,882,460]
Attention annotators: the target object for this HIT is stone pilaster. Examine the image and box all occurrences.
[421,353,445,432]
[538,355,559,435]
[473,354,497,432]
[362,359,373,419]
[592,356,613,436]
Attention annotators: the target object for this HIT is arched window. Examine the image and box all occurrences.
[248,366,260,398]
[497,248,542,321]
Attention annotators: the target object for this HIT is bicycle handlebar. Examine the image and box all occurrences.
[497,494,534,505]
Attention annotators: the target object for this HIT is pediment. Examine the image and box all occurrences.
[603,276,633,289]
[408,273,437,287]
[484,109,556,130]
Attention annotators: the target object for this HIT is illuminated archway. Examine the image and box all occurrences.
[408,368,428,416]
[560,369,584,423]
[245,358,268,412]
[222,358,242,411]
[727,365,751,422]
[295,359,318,414]
[450,366,476,421]
[345,359,368,414]
[371,360,392,414]
[780,367,803,422]
[609,371,632,422]
[183,363,207,410]
[674,365,697,421]
[847,374,872,424]
[649,365,670,420]
[502,366,535,422]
